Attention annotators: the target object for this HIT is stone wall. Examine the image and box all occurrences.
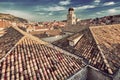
[68,67,87,80]
[113,69,120,80]
[87,66,112,80]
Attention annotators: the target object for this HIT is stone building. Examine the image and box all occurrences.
[67,8,76,25]
[26,25,34,32]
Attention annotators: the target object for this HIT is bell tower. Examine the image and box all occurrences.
[67,8,76,25]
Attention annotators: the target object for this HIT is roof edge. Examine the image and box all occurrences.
[0,36,26,63]
[89,27,113,74]
[12,26,48,45]
[90,24,120,28]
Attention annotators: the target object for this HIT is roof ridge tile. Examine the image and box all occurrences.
[89,27,113,74]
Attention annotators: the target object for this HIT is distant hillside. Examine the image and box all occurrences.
[0,13,28,23]
[79,14,120,26]
[61,20,67,22]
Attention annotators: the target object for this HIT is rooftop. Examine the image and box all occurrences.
[90,24,120,74]
[0,27,85,80]
[63,25,89,33]
[0,24,119,79]
[53,24,120,75]
[0,27,23,59]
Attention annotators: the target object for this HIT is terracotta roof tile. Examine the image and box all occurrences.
[53,25,120,75]
[90,24,120,74]
[0,27,23,59]
[0,36,85,80]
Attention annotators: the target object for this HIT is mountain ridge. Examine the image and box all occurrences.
[0,13,28,23]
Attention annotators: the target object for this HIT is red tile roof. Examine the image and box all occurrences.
[53,24,120,75]
[90,24,120,74]
[0,21,11,28]
[0,27,23,59]
[0,24,119,79]
[0,36,85,80]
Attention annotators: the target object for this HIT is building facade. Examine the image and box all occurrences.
[67,8,76,25]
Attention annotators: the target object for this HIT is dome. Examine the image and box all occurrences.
[68,8,74,11]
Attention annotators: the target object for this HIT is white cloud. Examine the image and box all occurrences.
[93,0,101,5]
[96,12,102,15]
[95,8,119,17]
[103,2,115,6]
[34,5,66,12]
[108,9,117,13]
[59,0,71,6]
[75,5,96,10]
[37,13,45,15]
[43,6,66,11]
[94,0,101,3]
[48,12,53,16]
[34,6,43,12]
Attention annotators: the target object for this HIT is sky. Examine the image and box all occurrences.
[0,0,120,22]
